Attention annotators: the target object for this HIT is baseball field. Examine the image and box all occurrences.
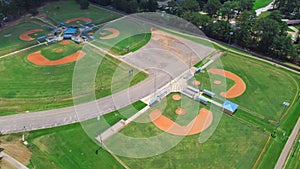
[1,0,300,169]
[42,0,121,25]
[0,20,51,56]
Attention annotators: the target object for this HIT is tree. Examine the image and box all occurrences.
[235,10,256,48]
[90,0,111,6]
[220,1,239,20]
[240,0,254,11]
[270,35,297,60]
[182,0,200,12]
[207,20,233,42]
[148,0,157,12]
[127,0,138,13]
[78,0,90,9]
[204,0,221,17]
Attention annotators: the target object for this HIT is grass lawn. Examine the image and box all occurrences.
[294,25,300,30]
[0,42,147,115]
[195,53,298,121]
[253,0,273,10]
[92,17,151,55]
[6,100,145,169]
[0,20,50,56]
[288,27,296,32]
[42,0,121,25]
[284,134,300,169]
[106,93,268,168]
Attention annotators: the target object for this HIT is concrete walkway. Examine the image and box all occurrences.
[256,1,275,16]
[275,117,300,169]
[0,152,29,169]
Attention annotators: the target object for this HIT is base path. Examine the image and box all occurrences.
[172,94,181,101]
[149,108,213,135]
[65,17,92,24]
[208,68,246,98]
[28,50,86,66]
[100,28,120,40]
[19,29,43,41]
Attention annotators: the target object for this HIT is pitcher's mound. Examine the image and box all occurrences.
[175,108,186,115]
[214,80,222,85]
[172,94,181,101]
[60,41,69,45]
[193,80,201,86]
[56,49,63,53]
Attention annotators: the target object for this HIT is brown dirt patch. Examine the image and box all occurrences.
[60,41,69,45]
[0,135,32,166]
[172,94,181,101]
[214,80,222,85]
[149,108,213,136]
[56,49,63,53]
[175,108,186,115]
[208,68,246,98]
[19,29,43,41]
[193,80,201,86]
[65,17,92,24]
[88,32,94,35]
[28,50,86,66]
[100,28,120,40]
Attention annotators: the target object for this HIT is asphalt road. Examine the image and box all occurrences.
[0,29,213,134]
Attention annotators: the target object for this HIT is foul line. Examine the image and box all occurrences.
[252,135,271,169]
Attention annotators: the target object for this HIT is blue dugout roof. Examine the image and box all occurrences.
[64,28,77,34]
[222,100,239,112]
[196,96,208,103]
[203,89,215,97]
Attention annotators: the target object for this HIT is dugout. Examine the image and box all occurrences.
[222,100,239,115]
[203,89,215,97]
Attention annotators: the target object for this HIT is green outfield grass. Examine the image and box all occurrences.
[0,42,147,115]
[284,134,300,169]
[17,101,146,169]
[0,21,50,56]
[92,17,151,55]
[254,0,273,10]
[195,53,297,121]
[107,93,268,168]
[42,0,121,25]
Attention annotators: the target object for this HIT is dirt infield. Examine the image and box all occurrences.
[193,80,201,86]
[28,50,85,66]
[60,41,69,45]
[149,108,213,136]
[65,17,92,24]
[208,68,246,98]
[175,108,186,115]
[100,28,120,40]
[172,94,181,101]
[214,80,222,85]
[19,29,43,41]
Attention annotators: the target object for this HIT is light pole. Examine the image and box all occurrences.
[274,102,290,137]
[228,31,233,45]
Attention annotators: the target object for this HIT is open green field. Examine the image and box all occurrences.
[284,134,300,169]
[195,53,298,121]
[105,93,268,168]
[0,20,50,56]
[0,101,144,169]
[0,41,147,115]
[0,101,145,168]
[92,17,151,55]
[42,0,121,25]
[253,0,273,10]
